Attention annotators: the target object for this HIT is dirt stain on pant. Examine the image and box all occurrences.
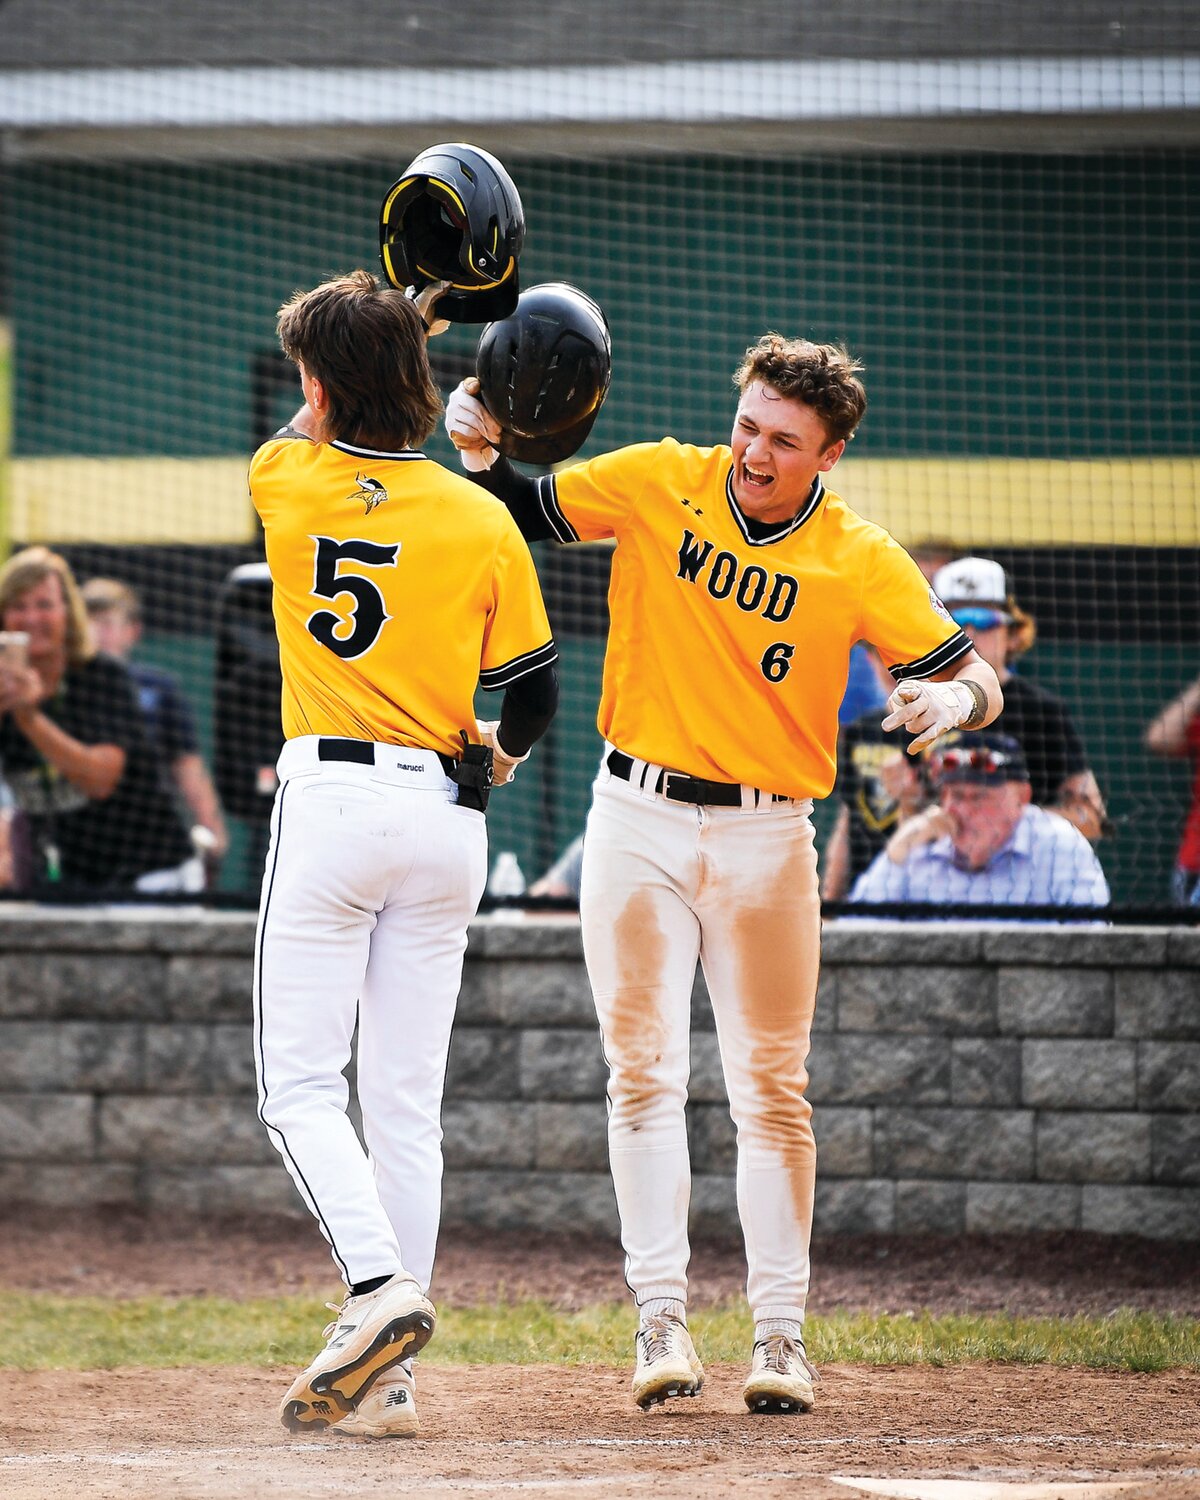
[727,825,821,1238]
[603,888,673,1132]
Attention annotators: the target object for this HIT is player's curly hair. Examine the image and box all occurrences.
[277,270,443,450]
[734,334,866,446]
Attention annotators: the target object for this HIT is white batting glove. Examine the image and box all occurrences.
[475,719,529,786]
[882,679,975,755]
[446,378,502,472]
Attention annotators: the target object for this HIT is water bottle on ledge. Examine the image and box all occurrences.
[487,850,526,900]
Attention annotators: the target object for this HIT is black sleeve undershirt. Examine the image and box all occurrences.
[468,457,557,543]
[498,660,559,757]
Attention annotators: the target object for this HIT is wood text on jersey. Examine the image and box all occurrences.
[675,528,798,623]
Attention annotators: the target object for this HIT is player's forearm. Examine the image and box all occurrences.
[1145,678,1200,756]
[820,806,851,900]
[10,709,124,799]
[173,754,229,852]
[466,457,557,543]
[946,657,1002,728]
[496,662,559,757]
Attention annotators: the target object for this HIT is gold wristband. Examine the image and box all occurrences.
[960,679,989,729]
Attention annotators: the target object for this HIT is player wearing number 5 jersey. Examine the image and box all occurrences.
[250,271,557,1439]
[446,334,1001,1414]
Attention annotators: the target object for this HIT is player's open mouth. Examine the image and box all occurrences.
[741,464,773,488]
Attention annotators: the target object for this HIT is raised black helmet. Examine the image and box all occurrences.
[379,143,524,323]
[476,282,612,464]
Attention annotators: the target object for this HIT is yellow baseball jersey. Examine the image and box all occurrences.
[537,438,968,799]
[250,433,555,755]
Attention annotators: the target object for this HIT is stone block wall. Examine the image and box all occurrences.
[0,910,1196,1239]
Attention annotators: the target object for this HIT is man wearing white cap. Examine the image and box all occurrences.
[931,557,1105,841]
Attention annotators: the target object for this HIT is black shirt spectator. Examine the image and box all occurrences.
[0,653,193,890]
[990,672,1088,809]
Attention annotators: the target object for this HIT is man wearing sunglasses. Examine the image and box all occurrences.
[848,730,1109,908]
[930,557,1105,841]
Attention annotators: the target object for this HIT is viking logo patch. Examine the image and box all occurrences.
[352,473,389,514]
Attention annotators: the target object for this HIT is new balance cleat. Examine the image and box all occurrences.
[632,1315,704,1410]
[742,1332,817,1414]
[332,1364,420,1439]
[280,1277,435,1433]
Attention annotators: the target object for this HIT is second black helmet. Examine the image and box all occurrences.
[379,142,524,323]
[476,282,612,465]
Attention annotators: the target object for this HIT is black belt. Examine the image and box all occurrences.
[606,749,787,807]
[317,737,456,776]
[317,737,489,811]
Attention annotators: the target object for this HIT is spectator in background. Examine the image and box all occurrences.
[0,547,196,892]
[933,556,1106,841]
[528,832,585,901]
[82,578,228,869]
[822,539,962,899]
[848,731,1109,909]
[1144,673,1200,905]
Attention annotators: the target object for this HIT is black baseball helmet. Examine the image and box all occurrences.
[379,142,524,323]
[476,282,612,464]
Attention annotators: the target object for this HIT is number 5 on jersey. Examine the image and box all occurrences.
[306,536,399,660]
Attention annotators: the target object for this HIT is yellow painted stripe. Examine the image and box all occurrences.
[7,455,1199,547]
[838,457,1200,548]
[11,457,256,544]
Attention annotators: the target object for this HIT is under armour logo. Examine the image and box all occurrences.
[351,473,389,514]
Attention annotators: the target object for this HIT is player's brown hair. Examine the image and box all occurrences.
[734,334,867,446]
[0,546,96,666]
[277,270,443,450]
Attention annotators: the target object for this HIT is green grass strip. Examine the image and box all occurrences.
[2,1297,1196,1373]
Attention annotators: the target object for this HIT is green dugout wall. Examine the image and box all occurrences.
[4,150,1198,903]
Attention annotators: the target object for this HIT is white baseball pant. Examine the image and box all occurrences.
[580,750,821,1324]
[253,736,487,1291]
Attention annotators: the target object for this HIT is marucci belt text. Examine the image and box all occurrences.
[605,749,792,809]
[317,737,491,813]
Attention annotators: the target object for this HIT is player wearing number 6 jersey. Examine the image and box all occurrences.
[446,334,1001,1414]
[250,271,557,1438]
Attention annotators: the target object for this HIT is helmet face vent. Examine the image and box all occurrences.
[476,282,612,465]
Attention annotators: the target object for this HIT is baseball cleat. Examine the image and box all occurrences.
[280,1277,436,1433]
[632,1315,704,1411]
[331,1364,420,1439]
[742,1332,817,1415]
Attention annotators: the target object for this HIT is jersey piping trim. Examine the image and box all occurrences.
[723,471,824,546]
[534,475,581,544]
[889,629,973,681]
[479,638,559,690]
[329,440,429,462]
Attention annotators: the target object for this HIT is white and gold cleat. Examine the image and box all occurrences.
[280,1277,435,1433]
[742,1332,817,1415]
[632,1315,705,1410]
[332,1364,420,1439]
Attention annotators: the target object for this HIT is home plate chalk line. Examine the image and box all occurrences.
[830,1481,1147,1500]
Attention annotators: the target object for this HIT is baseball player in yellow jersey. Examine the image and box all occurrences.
[445,334,1001,1415]
[250,271,558,1438]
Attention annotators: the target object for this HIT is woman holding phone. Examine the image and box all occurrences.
[0,547,194,892]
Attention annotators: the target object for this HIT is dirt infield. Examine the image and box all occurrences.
[2,1212,1198,1499]
[5,1364,1198,1499]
